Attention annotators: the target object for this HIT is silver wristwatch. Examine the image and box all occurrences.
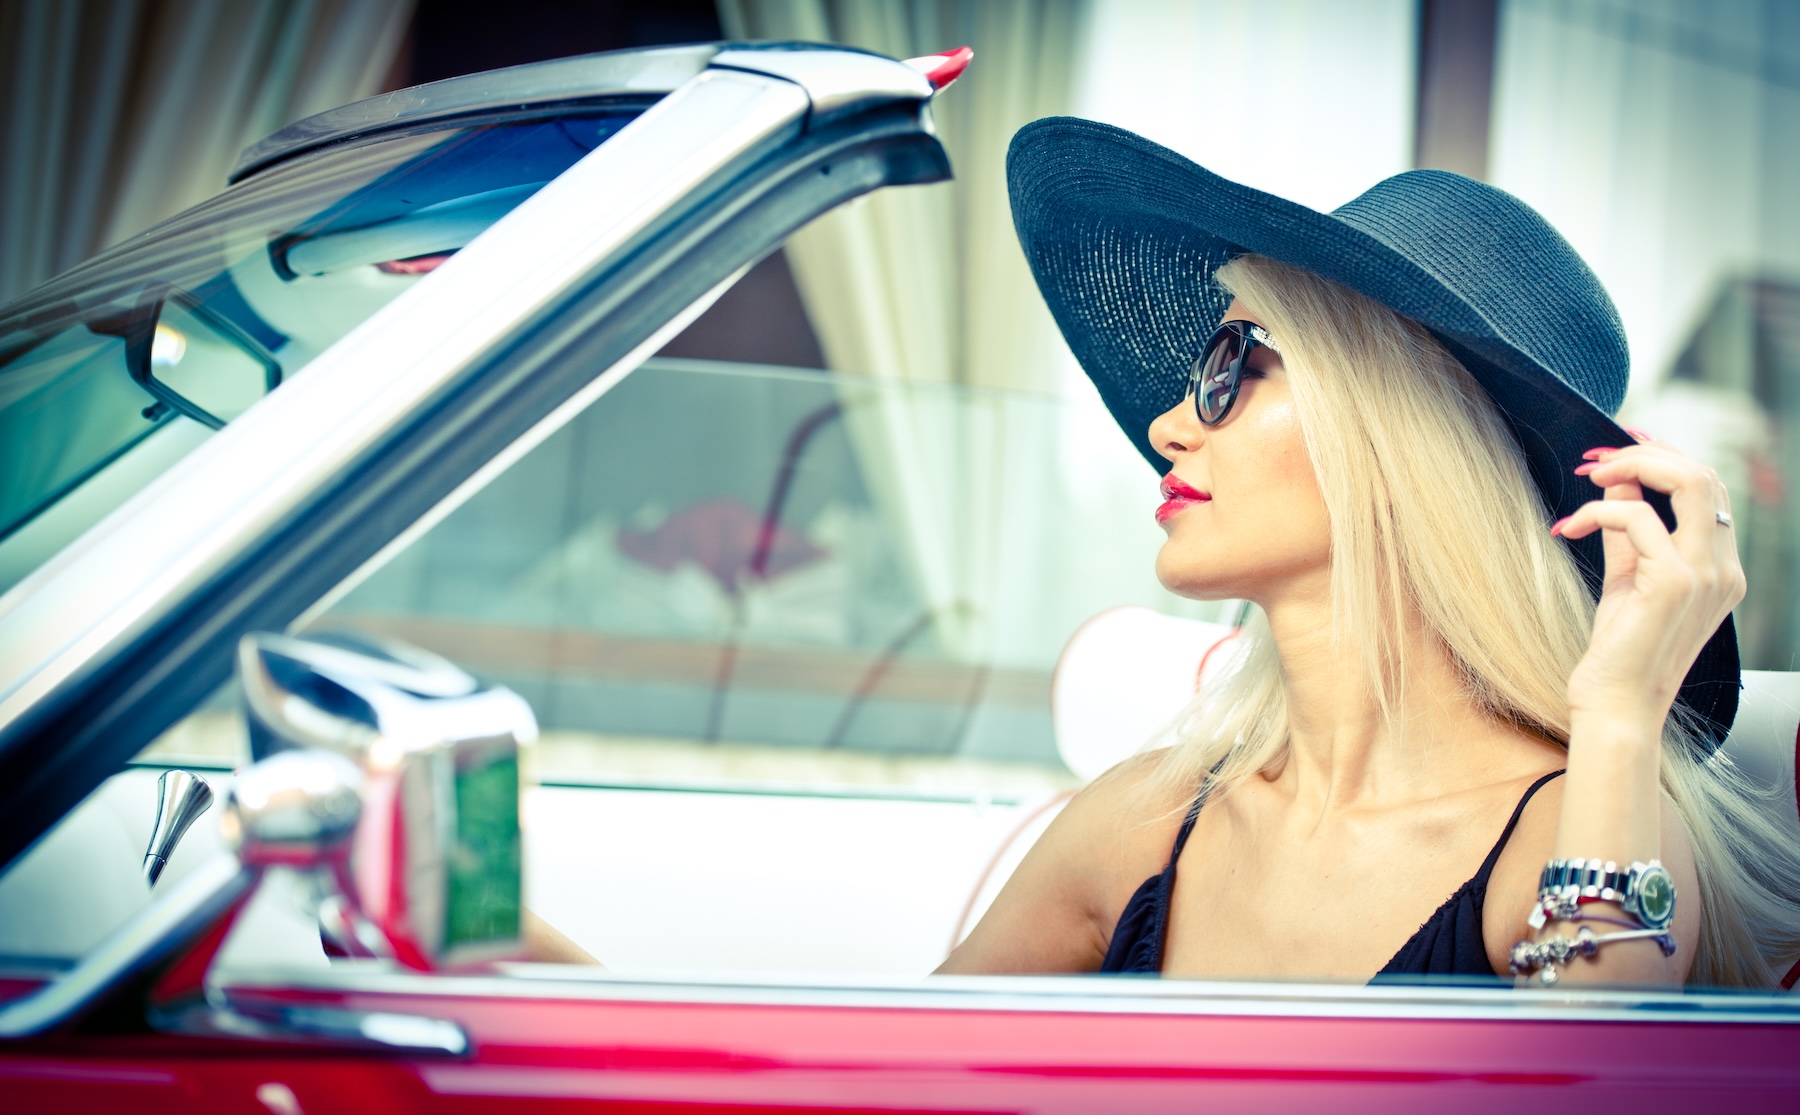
[1532,857,1677,931]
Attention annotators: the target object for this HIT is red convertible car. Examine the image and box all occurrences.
[1,41,1798,1113]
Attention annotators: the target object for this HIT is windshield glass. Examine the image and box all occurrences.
[0,109,643,597]
[0,358,1225,981]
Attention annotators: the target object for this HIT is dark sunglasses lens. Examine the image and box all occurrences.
[1193,328,1245,425]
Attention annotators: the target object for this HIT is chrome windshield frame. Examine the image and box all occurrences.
[0,65,811,736]
[231,44,721,183]
[0,44,951,873]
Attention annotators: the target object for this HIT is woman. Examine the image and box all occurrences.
[939,119,1800,987]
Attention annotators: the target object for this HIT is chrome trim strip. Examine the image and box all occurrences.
[0,853,251,1037]
[0,67,811,738]
[231,45,719,182]
[214,963,1800,1026]
[159,995,473,1057]
[712,45,933,128]
[529,775,1044,806]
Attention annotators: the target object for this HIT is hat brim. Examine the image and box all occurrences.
[1008,117,1739,747]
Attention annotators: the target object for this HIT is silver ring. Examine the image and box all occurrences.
[1715,510,1733,528]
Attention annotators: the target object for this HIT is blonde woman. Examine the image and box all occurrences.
[941,119,1800,987]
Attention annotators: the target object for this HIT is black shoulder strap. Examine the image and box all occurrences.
[1146,775,1219,972]
[1168,781,1210,865]
[1472,768,1566,884]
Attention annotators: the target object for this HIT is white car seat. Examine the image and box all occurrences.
[1037,605,1800,987]
[1052,606,1244,781]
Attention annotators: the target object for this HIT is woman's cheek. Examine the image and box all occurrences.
[1252,396,1308,471]
[1226,395,1332,578]
[1154,389,1329,597]
[1254,398,1327,516]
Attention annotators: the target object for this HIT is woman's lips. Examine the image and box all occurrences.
[1156,473,1211,524]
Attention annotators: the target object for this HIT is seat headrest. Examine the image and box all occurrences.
[1728,671,1800,843]
[1050,607,1241,781]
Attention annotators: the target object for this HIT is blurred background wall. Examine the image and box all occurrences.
[2,0,1797,667]
[1487,0,1800,670]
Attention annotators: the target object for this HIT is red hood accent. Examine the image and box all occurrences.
[904,46,973,91]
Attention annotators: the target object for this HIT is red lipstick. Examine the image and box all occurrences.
[1156,473,1211,524]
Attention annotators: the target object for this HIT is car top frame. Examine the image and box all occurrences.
[0,43,947,872]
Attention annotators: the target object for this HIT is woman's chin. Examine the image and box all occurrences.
[1154,552,1238,601]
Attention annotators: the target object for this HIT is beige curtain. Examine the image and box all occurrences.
[716,0,1092,663]
[717,0,1084,395]
[1,0,415,306]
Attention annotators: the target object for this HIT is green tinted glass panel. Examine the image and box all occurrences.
[445,750,522,948]
[149,298,280,424]
[0,325,157,537]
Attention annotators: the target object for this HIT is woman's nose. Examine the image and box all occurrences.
[1148,396,1203,463]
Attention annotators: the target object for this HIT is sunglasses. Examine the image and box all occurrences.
[1188,319,1279,426]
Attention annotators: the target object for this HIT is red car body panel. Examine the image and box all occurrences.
[3,987,1798,1112]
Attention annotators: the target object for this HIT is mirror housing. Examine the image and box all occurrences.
[239,631,534,969]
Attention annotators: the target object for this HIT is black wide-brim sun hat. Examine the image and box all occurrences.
[1008,117,1739,748]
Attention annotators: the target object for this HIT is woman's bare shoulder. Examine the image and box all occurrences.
[1048,750,1200,893]
[935,749,1200,974]
[1066,750,1192,822]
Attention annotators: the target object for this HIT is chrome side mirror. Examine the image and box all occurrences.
[136,747,467,1054]
[220,746,393,961]
[143,769,214,887]
[238,631,534,969]
[222,748,363,865]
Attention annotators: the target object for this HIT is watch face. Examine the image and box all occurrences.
[1634,865,1676,929]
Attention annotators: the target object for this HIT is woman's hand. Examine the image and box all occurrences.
[1525,431,1723,987]
[1554,432,1746,732]
[522,908,602,965]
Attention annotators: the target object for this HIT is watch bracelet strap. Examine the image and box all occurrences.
[1538,857,1642,903]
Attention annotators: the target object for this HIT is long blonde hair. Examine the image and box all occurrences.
[1151,254,1800,988]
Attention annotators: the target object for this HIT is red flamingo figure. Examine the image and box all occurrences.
[616,497,826,596]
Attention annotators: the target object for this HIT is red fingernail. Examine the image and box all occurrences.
[1582,447,1620,461]
[1574,462,1599,476]
[1625,427,1654,442]
[1550,516,1571,536]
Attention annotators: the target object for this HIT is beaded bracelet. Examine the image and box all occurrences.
[1509,924,1678,985]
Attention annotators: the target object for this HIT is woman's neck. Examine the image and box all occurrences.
[1259,579,1522,812]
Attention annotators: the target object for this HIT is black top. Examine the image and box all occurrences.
[1098,769,1566,979]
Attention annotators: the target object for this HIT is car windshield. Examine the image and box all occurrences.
[0,357,1224,979]
[0,109,643,597]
